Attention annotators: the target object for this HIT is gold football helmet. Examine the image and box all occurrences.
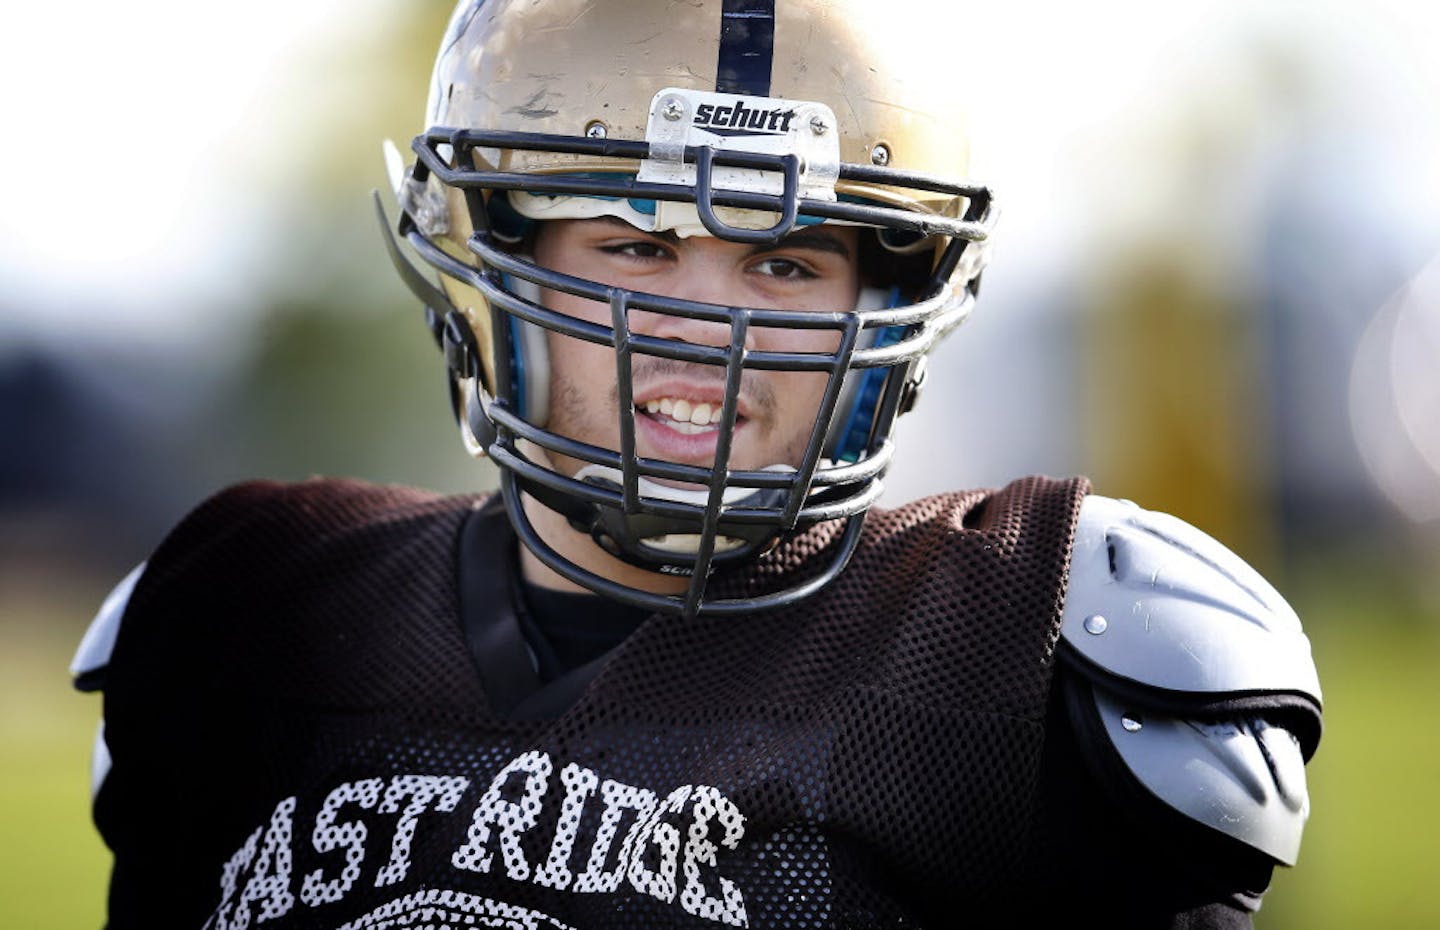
[380,0,995,617]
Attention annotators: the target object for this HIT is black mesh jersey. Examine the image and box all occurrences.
[95,476,1263,928]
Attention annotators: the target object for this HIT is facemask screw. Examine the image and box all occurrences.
[810,114,830,135]
[662,98,685,121]
[871,143,891,166]
[1083,614,1108,635]
[1121,715,1143,733]
[584,120,608,139]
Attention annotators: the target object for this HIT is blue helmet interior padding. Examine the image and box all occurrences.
[499,270,548,422]
[506,309,530,417]
[830,285,904,463]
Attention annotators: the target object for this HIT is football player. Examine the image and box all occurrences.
[73,1,1322,927]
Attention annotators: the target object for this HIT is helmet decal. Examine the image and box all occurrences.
[717,0,777,96]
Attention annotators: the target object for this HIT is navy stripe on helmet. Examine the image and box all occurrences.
[716,0,776,97]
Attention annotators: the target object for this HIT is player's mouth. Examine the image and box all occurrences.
[635,396,735,435]
[631,385,753,463]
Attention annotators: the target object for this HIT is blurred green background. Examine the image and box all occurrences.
[2,1,1438,926]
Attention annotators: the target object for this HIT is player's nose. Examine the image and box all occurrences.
[629,304,752,353]
[629,263,756,350]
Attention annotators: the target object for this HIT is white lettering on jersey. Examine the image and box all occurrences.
[532,762,600,890]
[572,779,659,894]
[300,779,384,906]
[230,795,297,929]
[207,754,751,926]
[374,774,470,887]
[681,785,748,926]
[210,824,262,930]
[451,750,553,880]
[628,785,692,903]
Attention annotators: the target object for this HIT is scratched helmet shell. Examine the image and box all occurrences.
[380,0,996,617]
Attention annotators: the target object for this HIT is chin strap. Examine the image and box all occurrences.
[502,466,871,620]
[515,464,794,577]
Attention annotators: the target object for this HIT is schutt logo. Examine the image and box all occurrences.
[693,100,797,136]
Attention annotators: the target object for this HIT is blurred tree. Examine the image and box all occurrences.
[1083,251,1279,572]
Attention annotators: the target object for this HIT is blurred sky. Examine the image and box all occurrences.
[8,3,1438,326]
[0,0,395,347]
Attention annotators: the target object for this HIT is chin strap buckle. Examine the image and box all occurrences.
[898,356,928,415]
[441,311,478,379]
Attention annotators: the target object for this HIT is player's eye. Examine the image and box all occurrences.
[598,240,671,260]
[751,257,817,280]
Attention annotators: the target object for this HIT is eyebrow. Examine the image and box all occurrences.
[759,227,854,260]
[590,215,854,260]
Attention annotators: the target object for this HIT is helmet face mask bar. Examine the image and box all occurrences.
[379,5,996,619]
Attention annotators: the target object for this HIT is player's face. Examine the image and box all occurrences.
[532,217,862,479]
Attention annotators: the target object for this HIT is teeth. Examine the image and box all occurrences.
[638,396,732,430]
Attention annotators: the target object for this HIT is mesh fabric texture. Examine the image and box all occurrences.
[99,475,1089,928]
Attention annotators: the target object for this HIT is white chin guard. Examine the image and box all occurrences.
[572,462,796,555]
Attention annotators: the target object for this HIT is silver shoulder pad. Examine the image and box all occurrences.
[1090,687,1311,864]
[1060,496,1321,865]
[74,563,144,801]
[72,562,146,681]
[1060,496,1320,701]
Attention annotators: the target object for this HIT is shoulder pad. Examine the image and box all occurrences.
[1058,496,1323,865]
[1059,496,1321,705]
[1087,684,1311,865]
[71,562,146,692]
